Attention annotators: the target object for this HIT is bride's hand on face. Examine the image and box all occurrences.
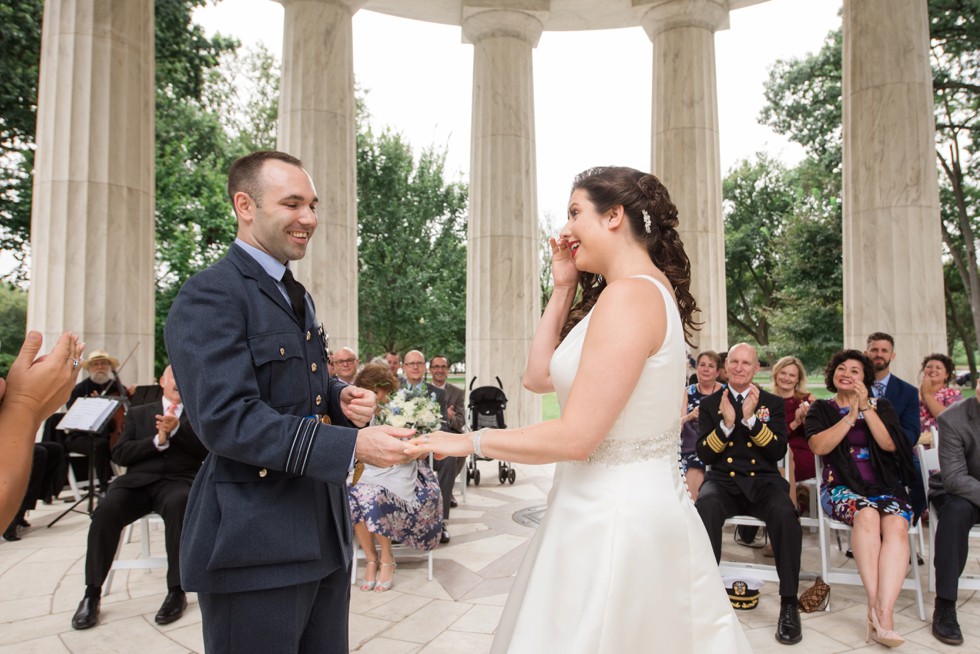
[549,237,579,289]
[404,431,474,460]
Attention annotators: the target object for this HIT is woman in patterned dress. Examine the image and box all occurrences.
[347,364,443,592]
[679,350,724,500]
[806,350,915,647]
[918,353,963,441]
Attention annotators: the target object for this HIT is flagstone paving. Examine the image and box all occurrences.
[2,461,978,653]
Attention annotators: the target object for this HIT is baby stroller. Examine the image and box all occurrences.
[467,377,516,485]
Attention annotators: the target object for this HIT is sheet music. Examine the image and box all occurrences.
[56,397,120,432]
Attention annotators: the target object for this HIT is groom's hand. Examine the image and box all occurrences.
[355,425,416,467]
[340,385,376,427]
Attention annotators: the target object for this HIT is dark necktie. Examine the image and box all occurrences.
[282,268,307,327]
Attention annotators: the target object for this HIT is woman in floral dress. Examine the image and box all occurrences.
[806,350,915,647]
[347,364,443,592]
[918,353,963,441]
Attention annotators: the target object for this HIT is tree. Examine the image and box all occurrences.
[0,0,43,281]
[760,2,980,381]
[356,125,468,363]
[722,154,795,353]
[0,283,28,377]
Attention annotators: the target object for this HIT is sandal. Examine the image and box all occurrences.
[358,560,378,592]
[375,560,396,592]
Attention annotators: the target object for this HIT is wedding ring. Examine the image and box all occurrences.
[71,359,80,368]
[423,434,430,444]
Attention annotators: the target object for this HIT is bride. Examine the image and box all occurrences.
[406,167,751,652]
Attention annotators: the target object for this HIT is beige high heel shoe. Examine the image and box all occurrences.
[867,607,905,647]
[358,560,378,592]
[375,560,396,592]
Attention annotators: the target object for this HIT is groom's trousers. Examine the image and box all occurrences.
[695,479,802,598]
[198,564,350,654]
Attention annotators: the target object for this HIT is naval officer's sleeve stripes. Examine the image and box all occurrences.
[751,424,776,448]
[706,431,726,453]
[285,417,319,476]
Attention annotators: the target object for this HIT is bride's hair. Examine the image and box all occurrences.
[558,166,701,345]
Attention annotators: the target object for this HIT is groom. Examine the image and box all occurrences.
[165,151,413,653]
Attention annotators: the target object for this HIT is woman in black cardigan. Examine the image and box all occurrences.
[806,350,915,648]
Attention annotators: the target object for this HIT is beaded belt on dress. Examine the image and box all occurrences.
[579,423,681,466]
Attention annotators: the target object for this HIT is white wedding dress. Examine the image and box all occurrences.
[491,276,752,653]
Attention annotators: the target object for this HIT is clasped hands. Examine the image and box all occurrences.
[719,385,759,430]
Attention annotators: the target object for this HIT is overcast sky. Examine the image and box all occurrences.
[198,1,844,225]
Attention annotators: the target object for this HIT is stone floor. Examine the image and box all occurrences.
[2,460,979,653]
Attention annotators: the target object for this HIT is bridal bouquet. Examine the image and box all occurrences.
[376,387,443,434]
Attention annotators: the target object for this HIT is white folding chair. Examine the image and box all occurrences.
[918,444,980,593]
[717,455,792,583]
[813,454,926,620]
[102,513,167,595]
[65,452,90,502]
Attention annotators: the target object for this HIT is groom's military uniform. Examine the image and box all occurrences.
[165,241,357,653]
[694,386,802,600]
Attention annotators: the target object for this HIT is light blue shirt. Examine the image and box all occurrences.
[234,238,305,313]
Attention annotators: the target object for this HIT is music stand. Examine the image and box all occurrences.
[48,397,120,527]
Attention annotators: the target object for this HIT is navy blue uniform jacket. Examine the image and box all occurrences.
[164,243,357,594]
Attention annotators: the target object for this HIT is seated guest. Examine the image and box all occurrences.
[3,441,65,541]
[680,350,724,500]
[71,366,207,630]
[918,353,962,442]
[348,364,442,593]
[332,346,359,384]
[806,350,914,647]
[694,343,803,645]
[771,355,817,512]
[928,393,979,646]
[63,350,128,492]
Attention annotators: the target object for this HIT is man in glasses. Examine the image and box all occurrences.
[332,347,359,385]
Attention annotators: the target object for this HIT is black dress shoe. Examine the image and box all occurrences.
[155,590,187,625]
[17,516,30,528]
[449,498,458,508]
[932,598,964,645]
[2,526,20,541]
[775,602,803,645]
[71,596,100,630]
[440,527,450,544]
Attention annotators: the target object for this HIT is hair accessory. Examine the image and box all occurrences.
[642,209,652,234]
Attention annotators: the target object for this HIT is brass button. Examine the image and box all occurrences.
[258,468,268,478]
[751,459,756,465]
[315,394,322,406]
[306,331,311,341]
[727,442,734,448]
[729,471,736,477]
[747,442,753,448]
[750,471,756,477]
[311,363,317,373]
[279,347,285,356]
[726,457,733,463]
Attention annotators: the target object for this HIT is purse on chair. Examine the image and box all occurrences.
[798,576,830,612]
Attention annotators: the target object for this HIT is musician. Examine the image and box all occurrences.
[63,350,127,493]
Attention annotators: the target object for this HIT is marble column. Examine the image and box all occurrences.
[29,0,156,383]
[276,0,362,353]
[842,0,945,381]
[635,0,729,353]
[463,5,546,428]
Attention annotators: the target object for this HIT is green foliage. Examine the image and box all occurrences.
[0,0,42,280]
[0,283,27,377]
[356,126,468,363]
[723,154,795,350]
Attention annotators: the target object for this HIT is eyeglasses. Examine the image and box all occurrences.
[332,358,357,365]
[404,361,425,368]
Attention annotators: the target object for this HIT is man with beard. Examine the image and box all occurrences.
[865,333,925,520]
[64,350,128,493]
